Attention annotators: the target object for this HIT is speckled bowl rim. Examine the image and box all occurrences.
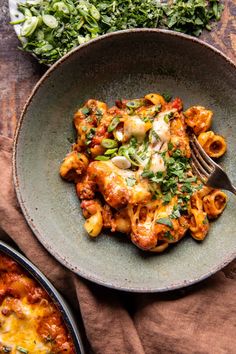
[13,29,236,293]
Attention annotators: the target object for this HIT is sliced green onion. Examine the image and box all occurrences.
[126,100,143,109]
[95,155,110,161]
[10,18,26,25]
[21,16,38,37]
[16,346,29,354]
[89,5,100,21]
[85,15,99,28]
[104,148,118,155]
[84,24,99,34]
[118,146,140,167]
[164,115,169,124]
[77,1,89,17]
[53,2,70,14]
[42,15,58,29]
[108,117,120,132]
[24,8,32,18]
[101,139,118,149]
[76,18,85,30]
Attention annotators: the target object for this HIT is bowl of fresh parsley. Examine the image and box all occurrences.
[9,0,224,65]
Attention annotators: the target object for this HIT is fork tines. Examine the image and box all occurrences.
[189,134,214,183]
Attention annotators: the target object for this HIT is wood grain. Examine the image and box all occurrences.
[0,0,236,138]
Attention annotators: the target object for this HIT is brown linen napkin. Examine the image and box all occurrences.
[0,135,236,354]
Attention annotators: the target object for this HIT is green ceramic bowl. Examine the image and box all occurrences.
[13,29,236,292]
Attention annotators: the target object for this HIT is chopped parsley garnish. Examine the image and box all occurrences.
[162,92,172,102]
[81,107,90,116]
[142,149,197,209]
[163,193,172,205]
[141,170,155,179]
[94,109,103,123]
[85,127,96,145]
[156,217,173,229]
[164,231,175,241]
[13,0,224,65]
[170,205,181,219]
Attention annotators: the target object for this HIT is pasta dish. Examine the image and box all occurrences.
[60,93,227,252]
[0,253,75,353]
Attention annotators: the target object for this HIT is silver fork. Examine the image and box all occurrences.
[189,134,236,195]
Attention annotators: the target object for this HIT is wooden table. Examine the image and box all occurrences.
[0,0,236,138]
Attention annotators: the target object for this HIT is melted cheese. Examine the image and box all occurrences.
[124,116,150,141]
[152,110,174,144]
[150,154,166,173]
[0,298,52,353]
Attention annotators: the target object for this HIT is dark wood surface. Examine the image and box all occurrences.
[0,0,236,138]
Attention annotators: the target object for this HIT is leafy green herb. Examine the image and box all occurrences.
[156,217,173,228]
[168,141,174,151]
[126,177,137,187]
[162,92,172,102]
[85,127,96,145]
[163,193,172,205]
[129,137,138,148]
[170,205,181,219]
[162,0,224,37]
[95,108,103,122]
[81,107,90,115]
[141,170,155,179]
[150,171,164,184]
[12,0,223,65]
[164,231,175,240]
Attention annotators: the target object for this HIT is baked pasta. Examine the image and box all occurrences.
[60,93,227,252]
[0,253,75,353]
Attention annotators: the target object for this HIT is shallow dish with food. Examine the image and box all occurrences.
[13,29,236,292]
[0,241,84,353]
